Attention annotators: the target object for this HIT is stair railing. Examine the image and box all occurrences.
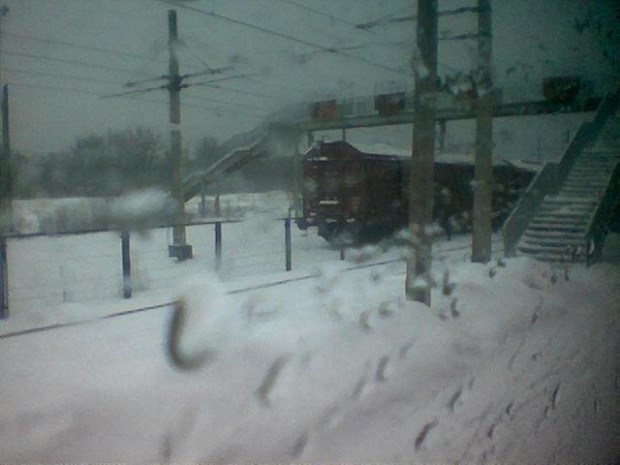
[503,88,619,257]
[554,90,620,194]
[502,164,557,256]
[584,162,620,265]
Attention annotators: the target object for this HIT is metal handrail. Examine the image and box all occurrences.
[502,163,557,256]
[584,162,620,264]
[1,217,245,240]
[502,88,619,257]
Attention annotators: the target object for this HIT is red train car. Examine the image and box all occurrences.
[297,141,534,243]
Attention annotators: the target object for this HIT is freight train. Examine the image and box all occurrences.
[296,140,535,243]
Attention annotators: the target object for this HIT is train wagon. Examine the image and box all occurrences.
[297,140,535,243]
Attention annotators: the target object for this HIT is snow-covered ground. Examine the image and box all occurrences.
[1,194,619,463]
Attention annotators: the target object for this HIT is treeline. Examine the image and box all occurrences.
[12,128,222,199]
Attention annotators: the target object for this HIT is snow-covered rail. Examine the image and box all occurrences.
[0,234,499,340]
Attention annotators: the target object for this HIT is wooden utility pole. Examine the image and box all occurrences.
[471,0,493,263]
[406,0,438,305]
[167,9,192,260]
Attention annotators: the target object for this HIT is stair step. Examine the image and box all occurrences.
[559,189,606,196]
[523,230,585,240]
[538,205,593,214]
[533,212,590,221]
[593,145,618,150]
[522,237,586,248]
[564,178,612,185]
[525,220,588,234]
[526,224,587,233]
[572,165,618,171]
[533,208,590,217]
[544,196,598,204]
[559,189,604,196]
[575,159,619,166]
[575,155,620,160]
[517,244,582,256]
[529,222,589,230]
[516,249,587,263]
[564,178,611,183]
[560,185,605,190]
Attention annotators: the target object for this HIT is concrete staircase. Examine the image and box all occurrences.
[515,116,620,263]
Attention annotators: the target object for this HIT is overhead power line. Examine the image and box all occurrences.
[356,7,481,30]
[156,0,411,77]
[272,0,372,32]
[7,80,266,119]
[8,81,107,97]
[4,31,156,61]
[297,39,407,60]
[5,51,150,76]
[4,67,126,86]
[4,31,213,74]
[102,84,168,99]
[190,81,283,101]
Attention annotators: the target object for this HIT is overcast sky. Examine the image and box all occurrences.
[1,0,617,157]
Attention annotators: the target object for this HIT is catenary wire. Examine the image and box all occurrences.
[155,0,412,77]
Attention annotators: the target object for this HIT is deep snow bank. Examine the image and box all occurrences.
[0,256,618,463]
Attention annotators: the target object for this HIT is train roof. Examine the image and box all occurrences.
[306,140,541,172]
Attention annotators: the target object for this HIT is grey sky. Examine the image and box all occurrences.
[1,0,617,157]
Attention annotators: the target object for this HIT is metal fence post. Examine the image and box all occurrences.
[199,183,207,217]
[285,218,292,271]
[121,231,132,299]
[215,221,222,273]
[0,236,8,319]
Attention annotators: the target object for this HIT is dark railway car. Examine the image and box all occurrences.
[299,141,405,241]
[297,141,535,243]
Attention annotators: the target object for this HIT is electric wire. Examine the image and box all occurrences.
[6,81,267,118]
[4,67,127,86]
[156,0,412,77]
[5,50,151,76]
[271,0,374,32]
[4,31,161,62]
[5,64,272,110]
[5,31,206,73]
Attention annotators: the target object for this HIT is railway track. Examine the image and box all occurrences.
[0,238,504,341]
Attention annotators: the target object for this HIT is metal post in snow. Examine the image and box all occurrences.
[199,182,207,218]
[121,231,132,299]
[285,218,292,271]
[215,221,222,273]
[0,236,8,319]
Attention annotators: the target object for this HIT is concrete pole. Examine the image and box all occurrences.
[0,6,10,231]
[406,0,438,305]
[168,10,189,251]
[471,0,493,263]
[1,84,11,224]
